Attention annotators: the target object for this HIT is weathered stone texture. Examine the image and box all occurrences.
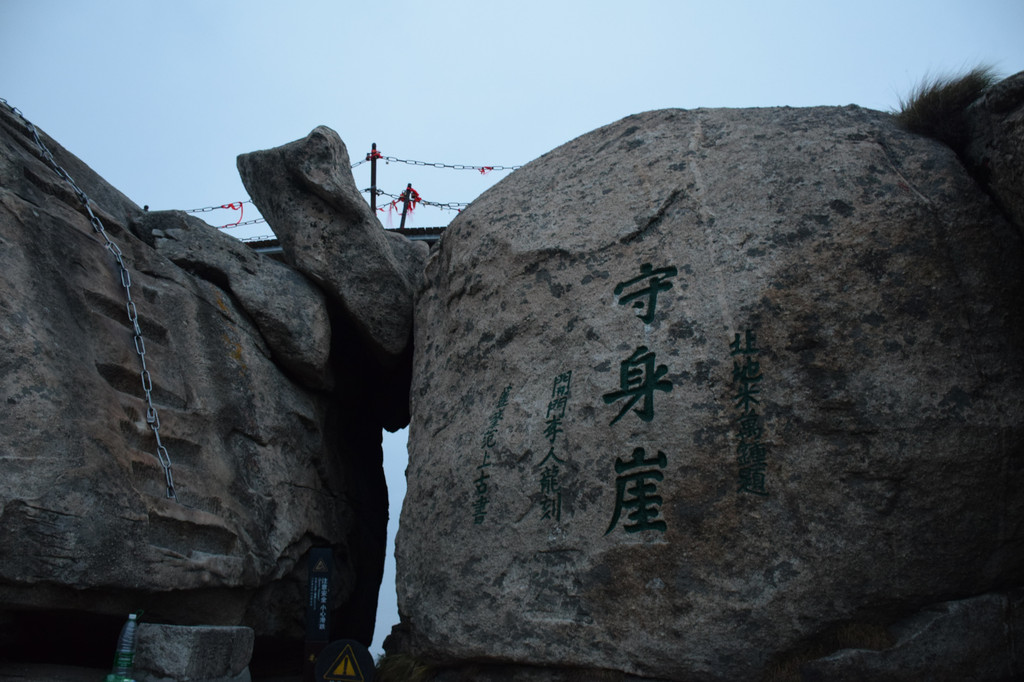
[132,209,333,391]
[237,126,429,366]
[0,105,383,647]
[965,70,1024,231]
[800,591,1024,682]
[394,104,1024,680]
[135,623,254,682]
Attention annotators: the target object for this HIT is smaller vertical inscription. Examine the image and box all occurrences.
[537,371,572,522]
[730,330,768,496]
[473,385,512,523]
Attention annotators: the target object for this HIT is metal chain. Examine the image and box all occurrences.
[181,145,517,219]
[219,218,266,228]
[366,188,469,211]
[354,153,521,172]
[0,98,178,501]
[240,226,447,243]
[376,155,521,172]
[183,199,253,214]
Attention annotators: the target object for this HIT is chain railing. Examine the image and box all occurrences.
[350,153,520,173]
[179,142,522,229]
[369,189,469,212]
[359,142,519,215]
[0,98,179,502]
[371,156,520,173]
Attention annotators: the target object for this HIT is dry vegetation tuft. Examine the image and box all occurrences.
[894,65,999,154]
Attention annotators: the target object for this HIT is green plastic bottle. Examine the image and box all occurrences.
[104,613,138,682]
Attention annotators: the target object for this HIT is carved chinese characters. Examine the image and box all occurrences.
[472,385,512,524]
[602,346,673,425]
[730,330,769,496]
[606,447,669,534]
[603,262,676,534]
[537,371,573,523]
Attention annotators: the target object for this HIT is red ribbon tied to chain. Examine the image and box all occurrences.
[366,149,383,161]
[404,186,421,211]
[387,186,422,224]
[220,202,244,227]
[479,166,494,175]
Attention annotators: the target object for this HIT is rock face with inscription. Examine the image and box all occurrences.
[393,102,1024,679]
[0,105,401,665]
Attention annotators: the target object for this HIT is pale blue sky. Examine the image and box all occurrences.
[3,0,1022,660]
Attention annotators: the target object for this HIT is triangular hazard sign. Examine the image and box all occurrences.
[324,644,364,681]
[313,558,329,573]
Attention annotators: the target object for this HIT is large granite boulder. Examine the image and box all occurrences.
[0,104,392,665]
[393,102,1024,680]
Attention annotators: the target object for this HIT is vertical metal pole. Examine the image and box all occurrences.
[399,183,412,230]
[368,142,378,214]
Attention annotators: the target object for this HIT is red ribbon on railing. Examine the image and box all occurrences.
[220,202,244,227]
[479,166,494,175]
[405,186,421,211]
[366,149,383,161]
[389,186,421,214]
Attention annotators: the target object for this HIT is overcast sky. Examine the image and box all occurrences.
[3,0,1022,661]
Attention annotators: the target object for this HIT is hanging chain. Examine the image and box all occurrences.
[0,98,178,501]
[375,155,521,172]
[366,188,469,212]
[352,148,522,172]
[182,199,253,214]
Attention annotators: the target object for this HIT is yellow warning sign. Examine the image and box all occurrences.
[324,643,364,681]
[313,558,329,573]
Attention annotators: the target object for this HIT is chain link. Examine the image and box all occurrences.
[376,155,520,172]
[180,201,265,228]
[183,199,253,214]
[180,146,519,221]
[220,218,267,228]
[366,188,469,211]
[0,98,178,502]
[354,152,519,172]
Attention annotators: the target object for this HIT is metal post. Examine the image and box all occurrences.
[399,183,412,230]
[368,143,378,214]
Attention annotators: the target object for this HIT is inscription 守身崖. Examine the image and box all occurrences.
[603,262,677,534]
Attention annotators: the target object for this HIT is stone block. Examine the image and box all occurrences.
[135,624,253,682]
